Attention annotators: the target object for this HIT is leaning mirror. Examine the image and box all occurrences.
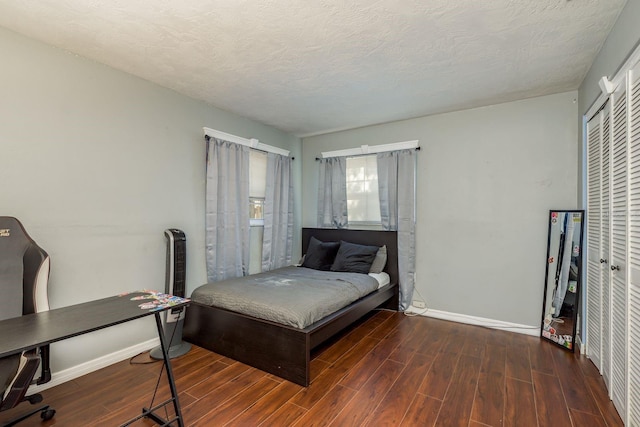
[541,210,584,351]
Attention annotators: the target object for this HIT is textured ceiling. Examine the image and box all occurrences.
[0,0,627,136]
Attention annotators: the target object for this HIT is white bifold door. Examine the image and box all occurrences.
[629,59,640,426]
[586,59,640,425]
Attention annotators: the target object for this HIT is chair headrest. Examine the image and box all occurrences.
[0,217,40,321]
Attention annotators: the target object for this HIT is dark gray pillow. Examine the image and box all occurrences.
[330,241,379,274]
[301,236,340,270]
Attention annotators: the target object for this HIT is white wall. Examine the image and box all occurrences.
[302,92,578,327]
[0,26,301,372]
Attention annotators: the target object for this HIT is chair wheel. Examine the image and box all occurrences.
[27,393,43,404]
[41,409,56,421]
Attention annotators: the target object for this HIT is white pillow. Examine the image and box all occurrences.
[369,245,387,274]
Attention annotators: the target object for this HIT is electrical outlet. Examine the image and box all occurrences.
[412,300,426,309]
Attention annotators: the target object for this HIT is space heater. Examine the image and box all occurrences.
[150,229,191,360]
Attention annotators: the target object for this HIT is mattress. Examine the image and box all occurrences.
[190,266,381,329]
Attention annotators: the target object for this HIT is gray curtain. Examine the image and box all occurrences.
[317,157,348,228]
[205,137,250,282]
[377,149,417,311]
[262,153,294,271]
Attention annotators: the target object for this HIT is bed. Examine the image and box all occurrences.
[183,228,399,386]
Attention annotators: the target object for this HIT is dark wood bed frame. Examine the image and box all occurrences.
[183,228,399,386]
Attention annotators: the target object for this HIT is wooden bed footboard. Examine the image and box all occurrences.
[183,302,310,385]
[183,283,397,386]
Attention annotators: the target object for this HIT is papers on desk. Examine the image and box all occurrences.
[120,290,189,312]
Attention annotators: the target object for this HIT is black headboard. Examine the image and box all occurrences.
[301,228,399,286]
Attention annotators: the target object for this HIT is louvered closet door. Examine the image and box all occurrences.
[587,112,603,371]
[601,104,613,391]
[610,79,629,418]
[627,63,640,426]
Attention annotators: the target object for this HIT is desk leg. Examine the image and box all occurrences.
[143,312,184,427]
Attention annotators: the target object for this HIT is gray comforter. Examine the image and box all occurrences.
[190,266,379,329]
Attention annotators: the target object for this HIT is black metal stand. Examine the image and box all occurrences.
[120,312,184,427]
[149,307,191,360]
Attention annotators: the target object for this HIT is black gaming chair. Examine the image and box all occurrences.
[0,217,55,425]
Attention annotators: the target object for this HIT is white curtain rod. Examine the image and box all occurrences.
[203,127,290,157]
[319,140,420,159]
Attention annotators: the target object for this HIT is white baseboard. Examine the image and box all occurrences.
[28,338,159,394]
[576,334,585,354]
[405,306,540,337]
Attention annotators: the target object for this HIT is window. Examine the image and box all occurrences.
[250,197,264,220]
[249,150,267,225]
[346,155,381,225]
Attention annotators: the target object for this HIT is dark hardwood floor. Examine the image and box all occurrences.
[1,311,623,426]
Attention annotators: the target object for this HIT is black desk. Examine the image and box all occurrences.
[0,292,189,426]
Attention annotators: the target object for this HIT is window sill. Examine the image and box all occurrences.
[347,222,384,230]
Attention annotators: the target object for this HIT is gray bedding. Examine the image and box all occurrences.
[190,266,380,329]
